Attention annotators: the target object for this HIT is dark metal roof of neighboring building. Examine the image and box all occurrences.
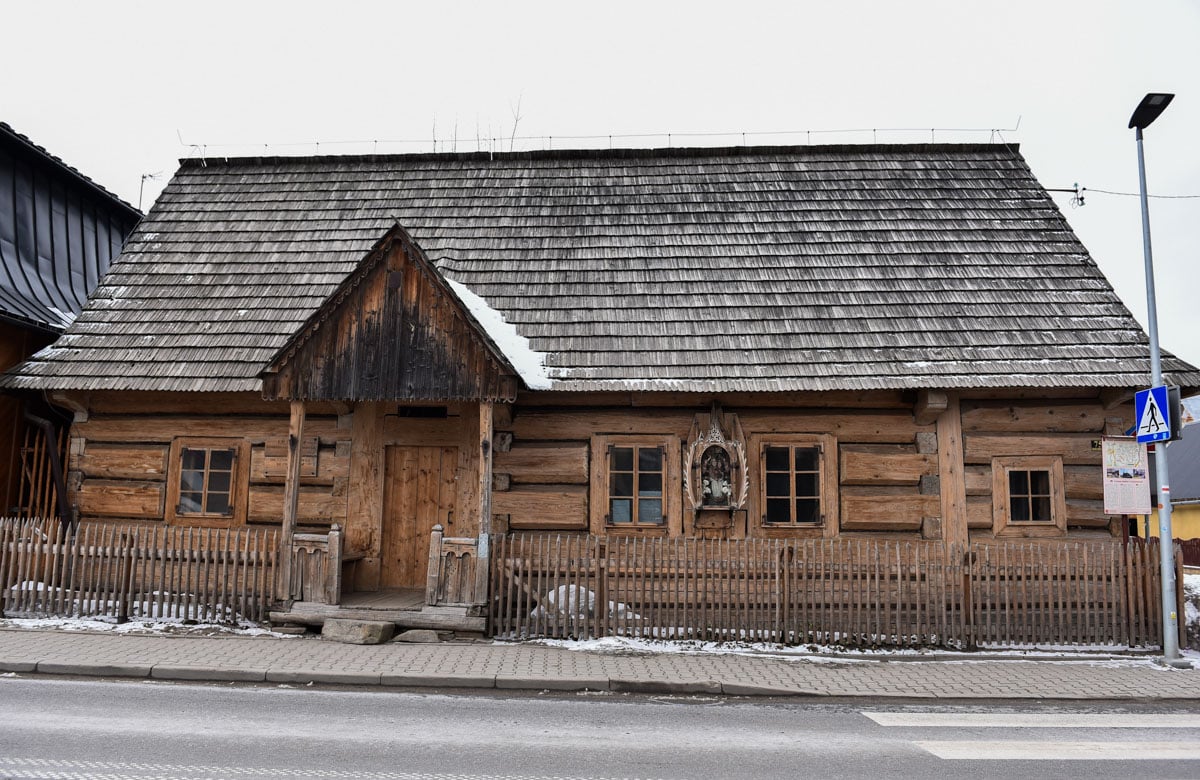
[0,122,142,334]
[3,142,1198,393]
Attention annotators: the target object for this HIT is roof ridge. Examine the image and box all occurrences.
[177,142,1022,168]
[0,121,143,218]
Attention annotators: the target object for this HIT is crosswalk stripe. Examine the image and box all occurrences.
[916,740,1200,761]
[864,712,1200,728]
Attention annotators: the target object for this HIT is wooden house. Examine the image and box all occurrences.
[3,143,1197,637]
[0,121,140,519]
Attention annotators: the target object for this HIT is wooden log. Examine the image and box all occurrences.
[75,415,341,444]
[963,434,1102,465]
[838,488,936,531]
[275,401,305,603]
[475,401,494,607]
[495,486,588,530]
[914,390,949,426]
[78,444,169,481]
[1066,499,1109,527]
[839,445,935,486]
[493,443,589,485]
[966,495,993,528]
[77,480,165,519]
[960,402,1107,433]
[247,486,345,524]
[937,394,968,546]
[1064,465,1104,501]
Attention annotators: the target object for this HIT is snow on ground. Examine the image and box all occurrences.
[523,635,1170,666]
[446,279,552,389]
[0,615,294,638]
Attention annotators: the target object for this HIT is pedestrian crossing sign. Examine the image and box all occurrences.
[1134,386,1171,443]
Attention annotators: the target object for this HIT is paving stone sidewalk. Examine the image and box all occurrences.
[1,627,1198,699]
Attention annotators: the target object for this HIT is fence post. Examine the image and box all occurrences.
[117,529,137,623]
[327,524,343,606]
[426,524,444,606]
[962,547,975,650]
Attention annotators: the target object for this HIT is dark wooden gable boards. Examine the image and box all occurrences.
[261,226,520,402]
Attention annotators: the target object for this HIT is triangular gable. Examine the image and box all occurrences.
[261,224,521,402]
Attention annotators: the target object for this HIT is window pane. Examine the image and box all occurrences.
[764,446,789,471]
[208,471,231,494]
[1011,496,1030,522]
[206,492,232,515]
[209,449,235,472]
[638,472,662,496]
[796,498,820,524]
[766,472,790,498]
[1009,470,1029,496]
[610,498,632,524]
[1031,497,1052,522]
[181,448,207,471]
[765,498,791,523]
[794,447,818,472]
[179,492,203,513]
[611,447,633,472]
[638,447,662,472]
[180,469,205,492]
[795,473,819,498]
[1030,469,1051,495]
[610,473,634,497]
[639,498,663,524]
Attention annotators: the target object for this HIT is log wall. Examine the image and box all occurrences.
[63,392,352,535]
[492,391,1135,542]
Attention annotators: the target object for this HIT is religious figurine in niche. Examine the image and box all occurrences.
[701,446,732,506]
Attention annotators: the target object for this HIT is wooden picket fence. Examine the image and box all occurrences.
[0,518,278,624]
[490,534,1178,649]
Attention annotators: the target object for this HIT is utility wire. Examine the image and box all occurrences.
[1082,187,1200,200]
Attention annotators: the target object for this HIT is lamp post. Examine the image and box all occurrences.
[1128,92,1181,663]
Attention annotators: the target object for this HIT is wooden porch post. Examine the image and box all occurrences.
[474,401,494,606]
[937,393,967,547]
[275,400,306,603]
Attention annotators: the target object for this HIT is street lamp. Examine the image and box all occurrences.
[1128,92,1182,664]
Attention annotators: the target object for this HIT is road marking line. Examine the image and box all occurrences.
[916,740,1200,760]
[864,712,1200,728]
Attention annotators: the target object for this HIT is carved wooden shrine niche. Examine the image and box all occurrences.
[683,403,748,528]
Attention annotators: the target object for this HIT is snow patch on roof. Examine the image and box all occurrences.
[47,307,76,328]
[447,279,552,390]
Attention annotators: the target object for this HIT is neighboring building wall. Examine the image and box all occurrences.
[0,320,53,513]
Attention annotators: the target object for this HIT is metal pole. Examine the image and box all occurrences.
[1134,125,1180,662]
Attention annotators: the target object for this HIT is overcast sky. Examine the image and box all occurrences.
[4,0,1198,368]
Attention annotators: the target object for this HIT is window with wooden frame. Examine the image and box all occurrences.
[589,435,679,534]
[166,438,250,526]
[750,434,837,535]
[991,455,1066,537]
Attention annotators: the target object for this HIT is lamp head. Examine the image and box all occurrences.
[1129,93,1175,129]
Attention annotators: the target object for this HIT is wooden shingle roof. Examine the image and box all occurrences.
[5,143,1197,393]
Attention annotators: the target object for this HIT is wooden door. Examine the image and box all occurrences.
[381,445,459,589]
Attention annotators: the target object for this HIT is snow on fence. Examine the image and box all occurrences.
[0,518,278,624]
[490,533,1178,649]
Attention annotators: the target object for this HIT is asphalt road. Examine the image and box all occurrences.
[2,677,1200,779]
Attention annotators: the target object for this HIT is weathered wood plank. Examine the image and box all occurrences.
[494,486,588,530]
[77,443,168,481]
[493,443,589,484]
[964,464,992,496]
[963,434,1101,465]
[839,445,935,486]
